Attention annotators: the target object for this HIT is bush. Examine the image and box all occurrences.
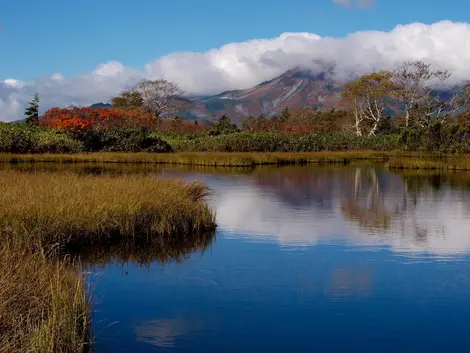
[36,130,84,153]
[400,123,470,153]
[0,123,84,154]
[167,132,402,153]
[83,128,173,152]
[0,123,39,153]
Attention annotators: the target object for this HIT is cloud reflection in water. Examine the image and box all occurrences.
[209,167,470,257]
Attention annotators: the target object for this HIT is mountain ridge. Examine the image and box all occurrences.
[180,68,345,124]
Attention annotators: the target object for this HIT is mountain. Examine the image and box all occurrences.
[9,118,26,124]
[90,102,112,108]
[180,68,346,124]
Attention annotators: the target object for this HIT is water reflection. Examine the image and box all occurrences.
[71,232,216,268]
[63,164,470,353]
[212,166,470,257]
[327,267,373,299]
[135,318,203,348]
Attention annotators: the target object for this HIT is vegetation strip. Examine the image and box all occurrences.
[2,151,470,170]
[0,151,454,166]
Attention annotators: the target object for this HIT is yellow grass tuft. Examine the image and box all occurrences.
[0,170,216,250]
[0,244,90,353]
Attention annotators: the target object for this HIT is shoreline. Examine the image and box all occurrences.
[1,151,470,170]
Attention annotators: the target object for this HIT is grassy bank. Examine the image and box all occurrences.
[0,244,89,353]
[0,170,216,250]
[0,151,447,167]
[385,158,470,171]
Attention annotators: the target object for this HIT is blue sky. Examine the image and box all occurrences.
[1,0,469,80]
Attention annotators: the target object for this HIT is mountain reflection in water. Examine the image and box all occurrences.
[209,166,470,257]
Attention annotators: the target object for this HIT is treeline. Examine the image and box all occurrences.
[4,114,470,154]
[4,60,469,154]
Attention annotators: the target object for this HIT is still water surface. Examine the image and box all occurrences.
[89,166,470,352]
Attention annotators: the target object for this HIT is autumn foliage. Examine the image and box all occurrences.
[40,106,211,135]
[40,106,158,133]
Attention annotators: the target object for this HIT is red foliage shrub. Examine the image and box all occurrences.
[40,106,159,133]
[40,106,210,134]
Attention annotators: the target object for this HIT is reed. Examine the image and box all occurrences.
[0,244,90,353]
[0,170,216,250]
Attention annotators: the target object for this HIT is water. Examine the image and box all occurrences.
[87,165,470,352]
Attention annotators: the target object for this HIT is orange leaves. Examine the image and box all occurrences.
[40,106,158,133]
[40,106,211,134]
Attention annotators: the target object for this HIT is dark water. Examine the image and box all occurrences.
[87,166,470,353]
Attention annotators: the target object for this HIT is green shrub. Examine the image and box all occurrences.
[166,132,402,153]
[83,128,173,152]
[400,123,470,153]
[36,130,84,153]
[0,123,84,154]
[0,123,39,153]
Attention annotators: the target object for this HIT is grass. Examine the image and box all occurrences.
[0,169,217,351]
[0,151,451,167]
[385,157,470,171]
[0,243,90,353]
[0,170,216,250]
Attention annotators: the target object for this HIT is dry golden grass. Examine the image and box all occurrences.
[0,170,216,351]
[0,151,437,166]
[385,157,470,171]
[0,244,89,353]
[0,170,216,250]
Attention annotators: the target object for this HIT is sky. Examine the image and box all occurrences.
[0,0,469,121]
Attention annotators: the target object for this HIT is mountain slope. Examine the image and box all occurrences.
[181,68,345,124]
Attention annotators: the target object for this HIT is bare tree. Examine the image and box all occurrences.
[392,61,454,127]
[342,71,395,136]
[133,79,187,118]
[429,84,470,125]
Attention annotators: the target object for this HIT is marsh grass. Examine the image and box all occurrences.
[0,161,259,177]
[0,169,216,351]
[0,170,216,251]
[0,243,90,353]
[385,157,470,171]
[0,151,442,167]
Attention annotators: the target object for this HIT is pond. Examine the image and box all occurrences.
[80,165,470,352]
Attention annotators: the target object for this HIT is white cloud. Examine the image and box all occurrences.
[1,20,469,122]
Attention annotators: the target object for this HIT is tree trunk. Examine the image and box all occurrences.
[368,121,379,136]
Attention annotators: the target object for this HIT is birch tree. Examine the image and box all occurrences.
[342,71,395,136]
[392,61,453,127]
[133,79,187,118]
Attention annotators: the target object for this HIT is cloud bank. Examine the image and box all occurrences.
[1,20,470,122]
